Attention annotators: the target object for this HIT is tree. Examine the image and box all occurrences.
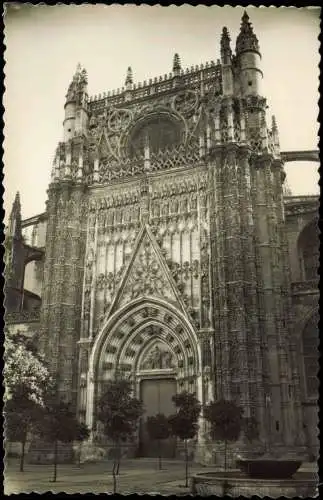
[4,330,51,405]
[97,379,144,494]
[38,397,81,482]
[168,391,201,487]
[4,330,52,472]
[204,399,244,472]
[4,389,43,472]
[74,422,91,468]
[146,413,170,470]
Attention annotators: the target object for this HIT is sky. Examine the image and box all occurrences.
[3,4,320,220]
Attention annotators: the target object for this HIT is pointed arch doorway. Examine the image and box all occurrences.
[88,297,202,457]
[137,340,177,458]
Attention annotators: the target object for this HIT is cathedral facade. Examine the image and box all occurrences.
[5,13,319,462]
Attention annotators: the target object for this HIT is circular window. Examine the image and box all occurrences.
[128,115,182,158]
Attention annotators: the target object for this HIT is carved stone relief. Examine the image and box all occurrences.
[141,343,175,370]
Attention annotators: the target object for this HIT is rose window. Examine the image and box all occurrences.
[128,115,182,158]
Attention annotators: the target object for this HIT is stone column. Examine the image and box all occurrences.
[238,148,267,437]
[209,147,230,400]
[251,153,298,451]
[43,183,71,384]
[222,145,250,412]
[272,161,306,451]
[40,184,60,355]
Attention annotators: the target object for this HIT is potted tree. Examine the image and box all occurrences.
[97,378,143,494]
[204,399,244,473]
[39,398,82,482]
[146,413,170,470]
[168,391,201,488]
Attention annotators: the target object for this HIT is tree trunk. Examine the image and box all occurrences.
[112,441,118,494]
[78,442,82,468]
[112,469,117,495]
[116,442,121,475]
[185,439,189,488]
[224,439,227,472]
[20,438,26,472]
[52,440,58,482]
[223,440,229,495]
[158,439,162,470]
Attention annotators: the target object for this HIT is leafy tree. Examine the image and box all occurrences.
[97,379,144,494]
[204,399,244,472]
[4,389,43,472]
[146,413,170,470]
[4,330,52,471]
[4,330,51,405]
[38,397,81,482]
[168,391,201,487]
[74,422,91,468]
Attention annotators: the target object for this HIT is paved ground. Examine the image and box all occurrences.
[4,458,217,495]
[4,458,318,495]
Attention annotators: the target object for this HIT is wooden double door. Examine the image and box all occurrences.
[139,378,177,458]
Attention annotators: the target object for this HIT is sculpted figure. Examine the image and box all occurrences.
[162,350,173,368]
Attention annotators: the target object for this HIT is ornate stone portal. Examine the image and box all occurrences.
[29,11,317,462]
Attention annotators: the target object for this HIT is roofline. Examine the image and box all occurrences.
[21,212,47,228]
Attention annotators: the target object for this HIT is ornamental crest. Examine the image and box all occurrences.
[119,236,174,306]
[108,225,185,313]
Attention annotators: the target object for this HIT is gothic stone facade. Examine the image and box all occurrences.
[6,13,319,461]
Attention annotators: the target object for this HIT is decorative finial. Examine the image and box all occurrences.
[220,26,232,64]
[9,191,22,239]
[236,10,260,55]
[66,63,87,102]
[125,66,133,89]
[242,10,249,23]
[14,191,20,205]
[173,53,181,76]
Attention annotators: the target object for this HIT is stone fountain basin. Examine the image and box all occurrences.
[236,458,302,479]
[190,469,317,498]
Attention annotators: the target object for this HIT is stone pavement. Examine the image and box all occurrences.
[4,458,216,495]
[5,458,318,495]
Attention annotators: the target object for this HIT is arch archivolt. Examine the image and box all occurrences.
[86,297,202,428]
[113,320,194,377]
[90,297,200,373]
[96,302,199,382]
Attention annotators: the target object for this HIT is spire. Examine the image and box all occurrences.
[236,10,260,55]
[65,63,88,103]
[125,66,133,89]
[9,191,22,239]
[173,53,181,76]
[220,27,232,64]
[271,114,280,152]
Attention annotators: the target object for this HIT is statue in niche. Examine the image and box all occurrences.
[141,345,174,370]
